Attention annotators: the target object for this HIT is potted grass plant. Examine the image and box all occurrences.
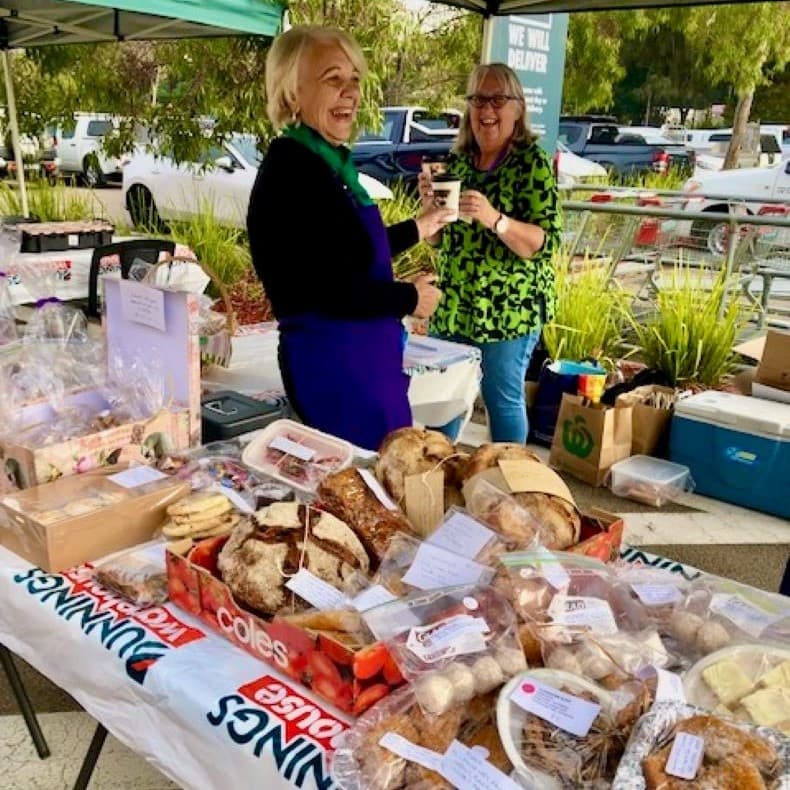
[627,262,751,388]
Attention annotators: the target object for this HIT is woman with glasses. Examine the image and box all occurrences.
[419,62,561,444]
[248,26,451,450]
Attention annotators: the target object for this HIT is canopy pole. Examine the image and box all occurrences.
[481,15,495,64]
[2,51,29,218]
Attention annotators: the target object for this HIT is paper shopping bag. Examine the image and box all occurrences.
[549,394,632,486]
[616,385,676,457]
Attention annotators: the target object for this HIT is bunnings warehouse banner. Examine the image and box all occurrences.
[486,13,568,153]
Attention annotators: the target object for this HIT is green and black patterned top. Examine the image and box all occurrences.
[430,141,561,343]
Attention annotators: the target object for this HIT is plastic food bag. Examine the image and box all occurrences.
[331,684,513,790]
[93,540,168,607]
[0,272,18,346]
[501,669,650,789]
[463,476,575,551]
[612,701,788,789]
[374,532,497,598]
[364,585,526,716]
[665,575,790,661]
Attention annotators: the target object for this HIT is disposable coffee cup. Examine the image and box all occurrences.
[421,155,449,180]
[431,175,461,222]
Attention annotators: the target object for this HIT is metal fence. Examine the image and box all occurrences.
[560,194,790,330]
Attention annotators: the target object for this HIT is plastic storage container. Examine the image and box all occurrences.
[670,391,790,518]
[241,419,353,495]
[608,455,691,507]
[201,390,285,441]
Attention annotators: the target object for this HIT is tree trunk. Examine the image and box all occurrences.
[723,90,754,170]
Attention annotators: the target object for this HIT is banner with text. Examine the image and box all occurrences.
[486,13,568,154]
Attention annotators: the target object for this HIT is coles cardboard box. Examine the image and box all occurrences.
[166,539,402,716]
[0,467,190,571]
[2,279,202,489]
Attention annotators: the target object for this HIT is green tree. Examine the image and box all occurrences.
[681,3,790,168]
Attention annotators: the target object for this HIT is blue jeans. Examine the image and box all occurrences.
[432,330,541,444]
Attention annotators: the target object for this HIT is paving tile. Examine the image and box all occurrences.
[0,711,178,790]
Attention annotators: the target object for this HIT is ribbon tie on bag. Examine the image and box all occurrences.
[34,296,62,308]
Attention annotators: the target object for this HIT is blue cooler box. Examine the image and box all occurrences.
[669,391,790,518]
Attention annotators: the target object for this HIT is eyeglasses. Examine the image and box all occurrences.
[466,94,518,109]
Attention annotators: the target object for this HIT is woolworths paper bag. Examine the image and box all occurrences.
[549,394,632,486]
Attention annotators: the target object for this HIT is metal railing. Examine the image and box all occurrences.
[560,198,790,328]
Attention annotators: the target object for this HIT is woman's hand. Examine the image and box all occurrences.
[415,205,455,242]
[412,273,442,319]
[459,189,498,229]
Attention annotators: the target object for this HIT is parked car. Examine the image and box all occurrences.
[554,140,607,185]
[681,160,790,254]
[352,106,461,188]
[123,135,393,230]
[692,133,784,175]
[559,116,694,177]
[52,113,127,186]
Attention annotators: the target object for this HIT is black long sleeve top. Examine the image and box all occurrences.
[247,137,420,320]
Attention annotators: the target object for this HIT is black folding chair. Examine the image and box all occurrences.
[87,238,175,318]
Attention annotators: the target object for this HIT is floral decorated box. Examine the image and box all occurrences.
[2,281,201,489]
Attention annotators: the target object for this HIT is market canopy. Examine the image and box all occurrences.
[437,0,772,14]
[0,0,284,215]
[0,0,283,47]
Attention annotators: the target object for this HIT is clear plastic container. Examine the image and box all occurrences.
[241,419,353,495]
[609,455,691,507]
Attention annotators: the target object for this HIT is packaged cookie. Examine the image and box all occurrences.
[94,540,168,607]
[612,701,788,789]
[373,532,496,598]
[364,585,526,716]
[665,576,790,662]
[331,684,513,790]
[497,669,649,789]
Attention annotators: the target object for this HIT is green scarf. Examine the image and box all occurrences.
[284,123,372,207]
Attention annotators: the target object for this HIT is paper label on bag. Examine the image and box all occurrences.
[210,484,254,514]
[709,593,786,638]
[655,668,687,703]
[404,470,444,537]
[269,436,315,462]
[68,233,79,247]
[108,466,168,488]
[285,569,348,611]
[510,678,601,737]
[430,511,495,559]
[631,583,682,607]
[119,280,166,331]
[665,732,704,780]
[497,459,575,505]
[531,546,571,590]
[401,542,490,590]
[358,469,398,511]
[548,596,618,635]
[379,732,444,773]
[440,740,523,790]
[406,614,489,663]
[351,585,398,612]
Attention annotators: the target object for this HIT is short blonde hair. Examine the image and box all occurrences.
[265,25,367,131]
[454,63,537,156]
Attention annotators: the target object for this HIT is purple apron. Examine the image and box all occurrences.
[278,202,411,451]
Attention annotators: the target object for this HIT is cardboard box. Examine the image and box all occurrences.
[568,508,625,563]
[755,329,790,400]
[0,470,189,571]
[166,540,403,715]
[2,280,202,488]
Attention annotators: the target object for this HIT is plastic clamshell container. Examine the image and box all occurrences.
[496,669,616,790]
[609,455,690,507]
[241,419,353,495]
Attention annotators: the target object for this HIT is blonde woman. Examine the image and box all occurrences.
[248,26,450,450]
[420,63,561,444]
